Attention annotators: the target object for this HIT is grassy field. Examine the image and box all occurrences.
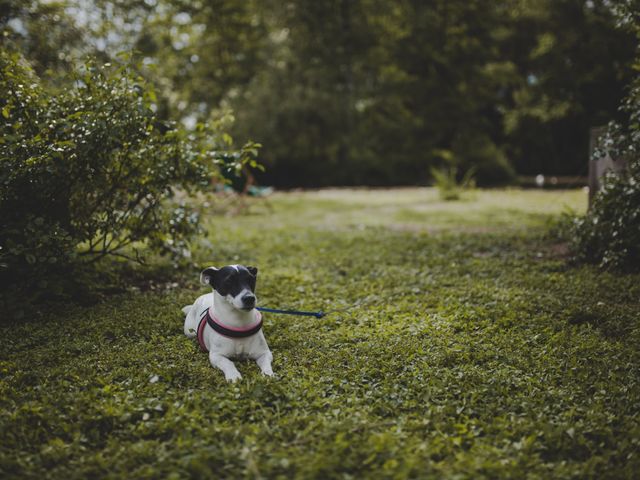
[2,188,640,479]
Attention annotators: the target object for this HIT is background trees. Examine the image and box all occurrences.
[3,0,634,187]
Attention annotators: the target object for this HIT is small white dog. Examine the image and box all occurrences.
[182,265,273,382]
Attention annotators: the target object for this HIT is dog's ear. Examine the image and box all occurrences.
[200,267,219,286]
[247,266,258,277]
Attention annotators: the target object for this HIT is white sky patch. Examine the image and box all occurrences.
[7,18,26,35]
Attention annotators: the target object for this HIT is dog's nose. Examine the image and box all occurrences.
[242,293,256,307]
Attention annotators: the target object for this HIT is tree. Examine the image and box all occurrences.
[501,0,636,177]
[2,0,636,188]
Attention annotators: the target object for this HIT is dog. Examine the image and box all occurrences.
[182,265,273,382]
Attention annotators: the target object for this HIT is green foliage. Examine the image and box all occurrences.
[1,189,639,478]
[430,165,477,201]
[502,0,636,176]
[11,0,632,187]
[0,50,259,306]
[569,1,640,271]
[232,0,634,185]
[450,133,515,185]
[232,0,526,186]
[0,0,86,77]
[571,139,640,271]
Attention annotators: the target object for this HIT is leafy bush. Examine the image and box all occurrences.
[570,75,640,270]
[569,0,639,271]
[430,166,476,201]
[571,144,640,271]
[429,149,477,201]
[0,50,259,307]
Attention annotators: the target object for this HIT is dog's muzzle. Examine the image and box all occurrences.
[241,293,256,309]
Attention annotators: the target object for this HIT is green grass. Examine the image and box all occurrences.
[2,188,640,479]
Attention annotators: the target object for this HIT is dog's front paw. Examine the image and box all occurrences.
[261,368,274,377]
[225,371,242,382]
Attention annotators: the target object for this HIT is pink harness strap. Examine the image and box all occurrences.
[196,314,209,352]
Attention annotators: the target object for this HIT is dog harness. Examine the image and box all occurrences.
[196,308,263,352]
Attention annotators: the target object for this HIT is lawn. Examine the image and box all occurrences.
[2,188,640,479]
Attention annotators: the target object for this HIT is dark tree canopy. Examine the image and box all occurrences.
[1,0,637,187]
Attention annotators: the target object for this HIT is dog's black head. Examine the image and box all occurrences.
[200,265,258,311]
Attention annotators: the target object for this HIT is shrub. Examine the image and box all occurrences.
[429,149,477,201]
[0,50,260,308]
[571,145,640,271]
[570,82,640,270]
[569,1,640,271]
[430,165,476,201]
